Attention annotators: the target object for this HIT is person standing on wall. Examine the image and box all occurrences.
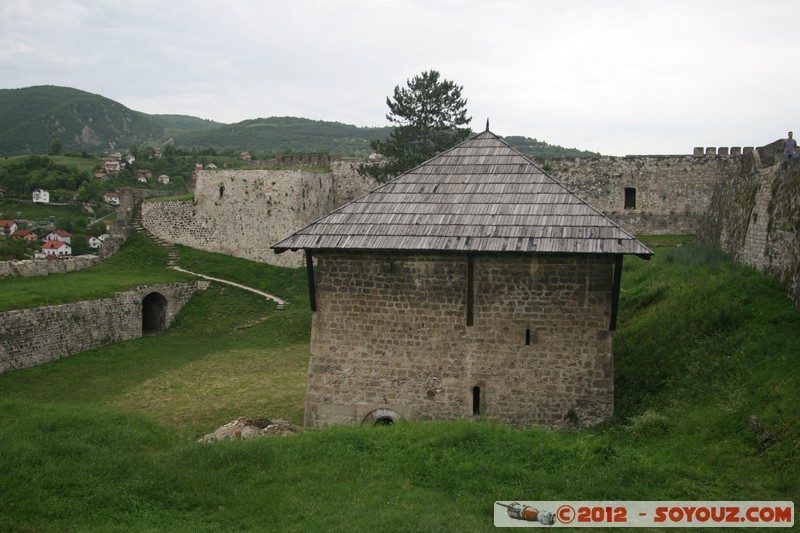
[784,131,798,160]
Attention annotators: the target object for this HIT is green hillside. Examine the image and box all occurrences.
[149,114,225,133]
[0,240,797,530]
[171,116,393,157]
[0,86,164,156]
[0,86,602,159]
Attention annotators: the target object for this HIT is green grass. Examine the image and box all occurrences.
[0,232,193,311]
[0,243,798,531]
[636,233,694,247]
[0,199,107,222]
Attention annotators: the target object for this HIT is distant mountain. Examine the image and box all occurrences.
[149,114,225,133]
[502,135,600,158]
[0,85,600,158]
[0,86,164,156]
[171,117,393,157]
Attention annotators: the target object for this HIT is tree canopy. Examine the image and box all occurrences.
[361,70,472,182]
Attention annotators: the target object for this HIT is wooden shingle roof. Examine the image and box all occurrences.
[272,131,652,258]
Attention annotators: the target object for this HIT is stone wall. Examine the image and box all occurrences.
[0,255,101,277]
[305,252,615,429]
[539,153,743,235]
[699,158,800,307]
[0,281,207,373]
[142,163,375,268]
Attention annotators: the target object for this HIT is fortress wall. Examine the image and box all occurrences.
[0,282,206,373]
[540,154,742,235]
[142,164,375,268]
[0,255,101,278]
[699,160,800,307]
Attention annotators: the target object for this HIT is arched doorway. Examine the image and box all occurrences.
[142,292,168,334]
[362,408,402,426]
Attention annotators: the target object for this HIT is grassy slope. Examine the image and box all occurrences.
[0,243,797,531]
[0,233,192,312]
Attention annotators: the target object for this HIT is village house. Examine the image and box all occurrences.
[240,151,252,160]
[136,169,152,183]
[0,220,18,236]
[43,230,72,245]
[86,235,103,249]
[41,240,71,257]
[103,160,121,173]
[103,192,121,206]
[32,189,49,203]
[12,229,38,242]
[273,130,652,429]
[158,174,170,185]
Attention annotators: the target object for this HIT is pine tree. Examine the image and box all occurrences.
[361,70,471,182]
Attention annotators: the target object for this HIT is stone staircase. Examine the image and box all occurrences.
[131,201,180,268]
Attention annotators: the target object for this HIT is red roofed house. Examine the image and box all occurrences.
[43,230,72,245]
[41,241,72,257]
[12,230,38,242]
[103,192,121,206]
[0,220,17,236]
[103,160,121,173]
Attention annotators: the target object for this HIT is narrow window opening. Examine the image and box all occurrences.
[219,183,225,198]
[525,328,531,346]
[472,386,481,415]
[624,187,636,209]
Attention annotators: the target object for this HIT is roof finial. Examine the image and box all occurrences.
[485,118,490,132]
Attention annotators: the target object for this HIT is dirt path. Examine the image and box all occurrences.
[171,266,287,306]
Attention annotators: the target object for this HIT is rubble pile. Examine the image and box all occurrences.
[199,416,302,442]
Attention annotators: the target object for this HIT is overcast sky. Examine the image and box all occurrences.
[0,0,795,156]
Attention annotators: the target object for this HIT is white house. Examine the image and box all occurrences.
[0,220,17,236]
[158,174,170,184]
[32,189,50,203]
[103,192,120,206]
[43,230,72,245]
[41,241,71,257]
[87,236,103,249]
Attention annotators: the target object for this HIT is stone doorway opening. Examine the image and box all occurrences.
[362,408,402,426]
[142,292,168,334]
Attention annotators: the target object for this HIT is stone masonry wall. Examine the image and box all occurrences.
[539,153,743,235]
[305,252,615,429]
[0,255,101,277]
[0,281,207,373]
[142,163,375,268]
[699,159,800,307]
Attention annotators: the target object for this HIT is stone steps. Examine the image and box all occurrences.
[132,203,180,268]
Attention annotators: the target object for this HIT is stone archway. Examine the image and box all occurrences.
[142,292,168,334]
[362,408,402,426]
